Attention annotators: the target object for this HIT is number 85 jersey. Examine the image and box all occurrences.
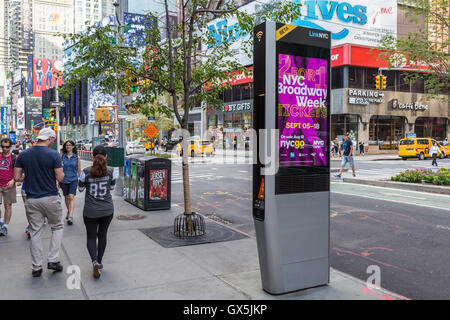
[78,166,117,218]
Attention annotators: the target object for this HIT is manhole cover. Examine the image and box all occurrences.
[140,222,247,248]
[116,214,147,220]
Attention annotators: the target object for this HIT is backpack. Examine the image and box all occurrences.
[11,153,16,168]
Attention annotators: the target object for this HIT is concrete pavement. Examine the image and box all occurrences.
[0,188,409,300]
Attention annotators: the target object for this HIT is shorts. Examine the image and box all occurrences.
[0,186,17,204]
[60,181,78,196]
[341,155,355,169]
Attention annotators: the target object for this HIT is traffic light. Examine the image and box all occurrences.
[124,69,138,96]
[49,108,56,121]
[381,75,387,90]
[375,75,381,90]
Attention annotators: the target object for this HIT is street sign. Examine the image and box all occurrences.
[144,123,159,139]
[50,101,65,108]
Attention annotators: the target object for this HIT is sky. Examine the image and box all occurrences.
[127,0,172,15]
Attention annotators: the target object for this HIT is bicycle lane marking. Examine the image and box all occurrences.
[331,182,450,211]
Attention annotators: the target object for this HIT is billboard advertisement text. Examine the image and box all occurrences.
[278,53,328,167]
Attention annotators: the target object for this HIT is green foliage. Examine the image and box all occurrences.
[377,0,449,103]
[60,0,302,128]
[391,168,450,185]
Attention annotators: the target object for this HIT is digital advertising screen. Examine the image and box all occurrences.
[277,53,328,167]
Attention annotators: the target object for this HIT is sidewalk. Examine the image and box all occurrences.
[0,191,408,300]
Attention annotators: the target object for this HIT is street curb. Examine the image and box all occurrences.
[342,178,450,195]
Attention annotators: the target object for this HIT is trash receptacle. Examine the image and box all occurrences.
[124,156,171,211]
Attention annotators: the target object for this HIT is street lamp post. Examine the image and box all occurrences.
[114,0,125,197]
[55,77,61,153]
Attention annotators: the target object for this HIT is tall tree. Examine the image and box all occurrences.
[60,0,302,233]
[377,0,449,101]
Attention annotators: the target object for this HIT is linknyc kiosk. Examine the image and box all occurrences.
[253,22,331,294]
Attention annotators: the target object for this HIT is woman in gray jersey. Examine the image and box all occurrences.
[78,145,116,279]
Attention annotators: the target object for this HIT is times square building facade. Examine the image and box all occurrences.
[204,0,449,152]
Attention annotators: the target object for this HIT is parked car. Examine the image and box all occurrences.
[398,138,446,160]
[176,139,214,157]
[126,141,146,155]
[76,139,90,150]
[164,137,182,152]
[139,139,154,151]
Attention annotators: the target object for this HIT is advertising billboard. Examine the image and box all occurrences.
[33,58,64,97]
[22,0,32,50]
[27,55,33,95]
[277,53,328,167]
[207,0,397,66]
[1,107,8,134]
[149,169,168,201]
[17,97,25,130]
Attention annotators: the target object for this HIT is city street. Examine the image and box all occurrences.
[170,155,450,299]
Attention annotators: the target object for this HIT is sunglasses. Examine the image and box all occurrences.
[1,145,11,149]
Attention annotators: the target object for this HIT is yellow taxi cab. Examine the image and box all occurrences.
[176,140,214,157]
[139,139,154,151]
[398,137,446,160]
[440,142,450,157]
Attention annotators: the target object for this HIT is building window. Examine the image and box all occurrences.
[415,117,447,140]
[369,115,405,149]
[363,68,378,89]
[331,114,360,142]
[331,67,343,89]
[348,66,364,89]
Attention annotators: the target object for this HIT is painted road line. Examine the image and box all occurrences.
[380,193,427,200]
[332,182,450,211]
[331,189,450,212]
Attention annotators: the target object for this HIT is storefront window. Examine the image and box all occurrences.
[224,113,233,128]
[331,114,360,141]
[369,116,405,149]
[415,117,448,140]
[233,113,242,128]
[243,112,252,128]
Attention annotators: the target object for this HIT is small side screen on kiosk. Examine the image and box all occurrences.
[278,53,328,167]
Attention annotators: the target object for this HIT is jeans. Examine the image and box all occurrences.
[341,155,355,169]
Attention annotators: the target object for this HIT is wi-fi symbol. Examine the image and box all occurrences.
[256,31,263,42]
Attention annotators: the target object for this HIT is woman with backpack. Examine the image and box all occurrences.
[78,145,116,279]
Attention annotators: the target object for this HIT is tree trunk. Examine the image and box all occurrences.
[181,128,192,215]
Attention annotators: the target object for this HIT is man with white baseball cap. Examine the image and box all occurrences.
[14,127,65,277]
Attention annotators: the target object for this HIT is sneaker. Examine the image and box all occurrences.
[93,262,101,279]
[353,173,356,177]
[25,225,31,239]
[334,174,341,178]
[0,226,7,236]
[32,268,43,277]
[47,262,63,272]
[67,217,73,225]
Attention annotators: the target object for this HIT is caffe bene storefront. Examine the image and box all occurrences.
[332,89,449,153]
